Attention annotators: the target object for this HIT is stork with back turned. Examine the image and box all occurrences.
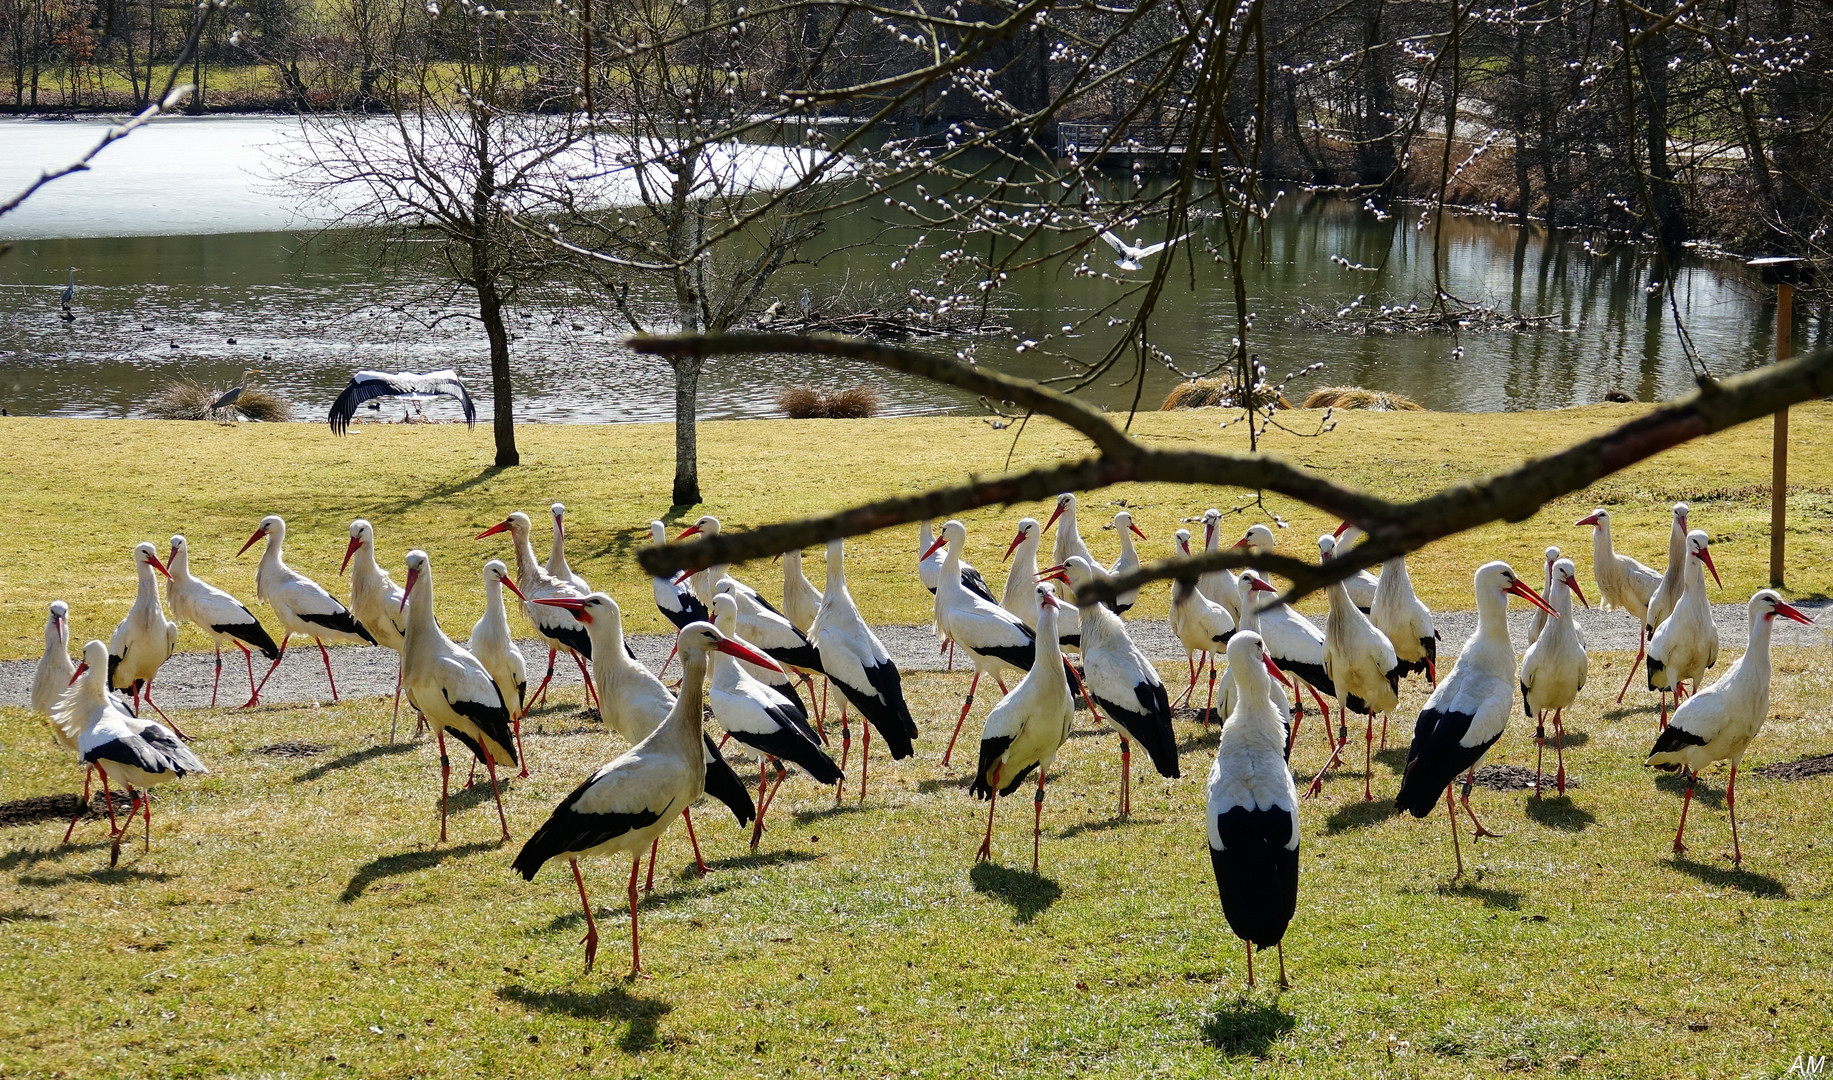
[1168,530,1235,725]
[1576,507,1661,702]
[165,535,280,710]
[1305,533,1401,801]
[1519,558,1589,796]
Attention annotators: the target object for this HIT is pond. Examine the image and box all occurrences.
[2,116,1820,424]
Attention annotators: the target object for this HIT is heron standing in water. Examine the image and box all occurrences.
[211,369,263,421]
[58,268,77,322]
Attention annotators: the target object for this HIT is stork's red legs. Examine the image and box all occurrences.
[1672,769,1697,855]
[1617,630,1647,703]
[1446,783,1465,879]
[436,729,451,843]
[941,670,981,767]
[571,858,599,972]
[976,765,1002,862]
[626,856,646,979]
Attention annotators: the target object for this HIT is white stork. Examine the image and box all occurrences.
[1394,562,1555,877]
[923,520,1042,766]
[815,538,917,802]
[1647,530,1722,728]
[399,550,515,843]
[476,511,596,711]
[533,593,755,882]
[1043,493,1095,602]
[109,542,180,732]
[1644,502,1692,642]
[1576,507,1662,702]
[1519,557,1589,796]
[920,518,995,672]
[1198,508,1244,620]
[513,621,773,975]
[238,516,377,704]
[1307,534,1401,801]
[1169,530,1235,724]
[340,519,410,735]
[1526,546,1560,646]
[55,639,208,865]
[1238,572,1337,758]
[327,369,476,434]
[1648,590,1813,865]
[33,601,75,719]
[1321,523,1378,613]
[1107,511,1147,614]
[971,583,1075,872]
[709,593,842,849]
[166,535,280,710]
[1047,556,1179,818]
[1207,631,1302,988]
[781,548,823,635]
[469,560,531,774]
[1000,517,1081,650]
[545,503,591,594]
[1352,525,1437,688]
[650,520,710,630]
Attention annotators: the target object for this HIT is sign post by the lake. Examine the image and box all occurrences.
[1750,257,1813,588]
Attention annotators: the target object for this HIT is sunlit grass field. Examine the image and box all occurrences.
[4,402,1831,661]
[1,646,1829,1077]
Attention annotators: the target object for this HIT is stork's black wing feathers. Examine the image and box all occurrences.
[702,733,755,827]
[1393,707,1495,817]
[212,612,282,660]
[961,566,997,604]
[444,689,517,766]
[1094,680,1179,779]
[659,589,709,628]
[512,779,667,880]
[328,370,476,435]
[298,607,378,645]
[1210,806,1300,949]
[833,659,917,760]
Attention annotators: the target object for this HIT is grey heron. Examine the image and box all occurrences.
[211,369,262,420]
[58,267,77,322]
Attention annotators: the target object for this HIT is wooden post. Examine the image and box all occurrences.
[1770,282,1791,587]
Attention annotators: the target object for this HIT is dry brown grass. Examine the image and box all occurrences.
[1300,385,1425,411]
[777,384,882,419]
[1160,379,1292,410]
[146,380,294,422]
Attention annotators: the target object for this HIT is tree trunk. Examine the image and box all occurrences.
[1634,3,1687,251]
[669,354,702,506]
[477,277,519,467]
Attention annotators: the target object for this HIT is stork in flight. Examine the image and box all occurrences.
[1098,228,1191,271]
[327,370,476,434]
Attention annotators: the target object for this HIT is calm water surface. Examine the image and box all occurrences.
[3,116,1822,423]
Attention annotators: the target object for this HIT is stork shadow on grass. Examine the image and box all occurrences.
[497,984,671,1053]
[1058,813,1151,840]
[19,865,174,888]
[1653,771,1724,807]
[1524,796,1595,832]
[1433,879,1524,910]
[373,465,508,517]
[970,862,1060,924]
[1669,857,1787,897]
[1200,996,1296,1058]
[293,742,416,784]
[1323,799,1401,834]
[0,841,111,872]
[340,841,497,903]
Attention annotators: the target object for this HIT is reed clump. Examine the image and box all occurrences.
[777,385,882,419]
[1160,379,1292,411]
[147,381,294,422]
[1299,386,1424,412]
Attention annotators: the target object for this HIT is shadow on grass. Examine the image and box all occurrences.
[1654,772,1724,807]
[0,907,53,923]
[970,861,1060,924]
[1373,747,1410,774]
[293,742,417,784]
[1177,728,1222,755]
[1324,800,1400,834]
[381,465,509,515]
[340,841,497,903]
[448,777,516,813]
[1670,857,1788,898]
[545,879,746,934]
[0,841,109,872]
[790,802,869,825]
[916,776,973,795]
[19,865,174,887]
[704,848,819,873]
[1543,728,1590,748]
[1524,796,1595,831]
[1437,880,1524,909]
[499,983,671,1051]
[1200,996,1296,1058]
[1058,815,1146,839]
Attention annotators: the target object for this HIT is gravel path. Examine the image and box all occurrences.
[5,600,1825,710]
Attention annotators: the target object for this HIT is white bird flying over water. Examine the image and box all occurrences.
[1098,228,1191,271]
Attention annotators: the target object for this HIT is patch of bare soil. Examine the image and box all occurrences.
[1471,764,1581,791]
[1755,753,1833,782]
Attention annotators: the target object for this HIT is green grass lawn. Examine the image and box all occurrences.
[4,402,1832,662]
[2,644,1830,1077]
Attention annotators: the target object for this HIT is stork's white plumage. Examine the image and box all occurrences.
[1526,546,1560,645]
[55,639,208,865]
[919,518,996,603]
[1644,502,1692,639]
[513,621,774,975]
[1394,561,1556,877]
[815,539,917,801]
[1308,534,1401,801]
[781,548,823,635]
[1358,529,1437,685]
[400,549,515,843]
[108,542,180,730]
[971,583,1075,872]
[1198,509,1244,620]
[924,520,1042,767]
[1647,530,1722,727]
[710,593,842,848]
[32,601,75,722]
[327,369,476,434]
[476,511,596,711]
[1519,558,1589,796]
[1048,557,1178,816]
[1238,571,1337,756]
[1647,590,1813,865]
[715,578,816,719]
[1207,632,1301,988]
[650,520,709,630]
[532,593,755,879]
[1577,506,1664,703]
[1322,523,1379,613]
[340,519,410,733]
[239,515,376,705]
[469,560,531,773]
[166,535,281,710]
[545,503,591,594]
[1169,530,1235,722]
[1106,511,1148,614]
[1043,493,1095,603]
[1000,517,1080,650]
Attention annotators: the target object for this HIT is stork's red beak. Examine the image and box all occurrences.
[236,527,265,556]
[1248,577,1278,594]
[672,569,694,586]
[1564,575,1589,608]
[70,662,87,685]
[1128,521,1147,540]
[1774,600,1814,625]
[476,520,511,540]
[1695,545,1722,588]
[1003,529,1027,562]
[1233,535,1252,549]
[919,535,947,561]
[399,567,420,611]
[1177,538,1191,557]
[1204,521,1216,549]
[500,577,528,602]
[167,544,178,568]
[340,535,362,575]
[1332,521,1352,538]
[716,637,781,672]
[1040,589,1059,610]
[676,523,703,541]
[1262,655,1291,688]
[1036,563,1070,584]
[1576,512,1603,527]
[1042,501,1068,533]
[147,553,171,580]
[1506,578,1558,616]
[534,596,588,621]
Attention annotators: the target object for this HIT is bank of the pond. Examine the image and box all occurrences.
[5,403,1830,661]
